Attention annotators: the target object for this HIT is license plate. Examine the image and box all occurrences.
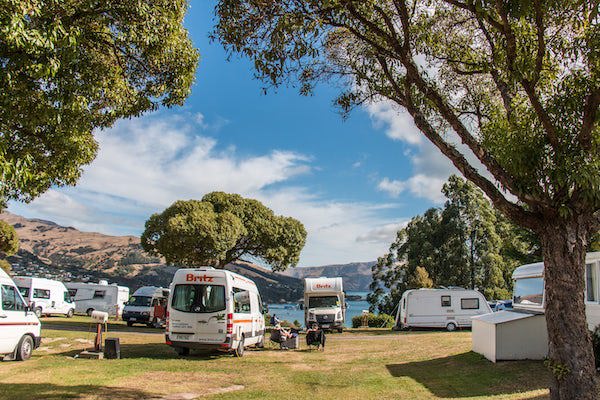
[176,334,192,341]
[130,318,136,321]
[321,324,330,328]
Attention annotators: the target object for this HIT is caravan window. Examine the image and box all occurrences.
[233,288,251,314]
[586,263,597,302]
[461,298,479,310]
[1,285,26,311]
[18,287,29,298]
[171,284,226,313]
[93,290,106,299]
[441,295,451,307]
[514,277,544,306]
[33,288,50,299]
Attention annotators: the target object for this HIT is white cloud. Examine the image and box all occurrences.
[356,221,408,244]
[366,100,422,145]
[377,178,405,197]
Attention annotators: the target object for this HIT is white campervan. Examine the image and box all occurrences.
[65,280,129,317]
[13,276,76,318]
[396,288,492,331]
[123,286,170,327]
[165,267,266,357]
[304,277,346,332]
[0,269,41,361]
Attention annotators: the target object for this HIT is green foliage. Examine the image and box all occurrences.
[351,313,395,329]
[141,192,307,271]
[590,232,600,251]
[0,0,198,203]
[0,220,18,256]
[0,259,11,273]
[409,266,433,288]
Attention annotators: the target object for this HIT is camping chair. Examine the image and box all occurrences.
[270,327,299,350]
[306,328,325,351]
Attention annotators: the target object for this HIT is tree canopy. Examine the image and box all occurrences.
[0,0,198,203]
[141,192,307,271]
[0,220,18,273]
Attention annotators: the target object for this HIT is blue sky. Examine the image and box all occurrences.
[8,2,456,266]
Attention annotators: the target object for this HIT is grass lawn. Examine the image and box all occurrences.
[0,327,550,400]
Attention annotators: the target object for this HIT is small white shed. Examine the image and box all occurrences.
[472,310,548,362]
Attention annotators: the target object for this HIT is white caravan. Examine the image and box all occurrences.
[13,276,76,318]
[64,280,129,317]
[123,286,170,327]
[304,277,346,332]
[0,269,41,361]
[396,288,492,331]
[166,267,266,357]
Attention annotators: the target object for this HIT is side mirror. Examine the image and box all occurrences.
[262,303,269,314]
[299,303,304,310]
[24,305,31,316]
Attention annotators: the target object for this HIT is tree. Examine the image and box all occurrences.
[0,0,198,203]
[141,192,307,271]
[214,2,600,397]
[0,220,18,273]
[409,266,433,288]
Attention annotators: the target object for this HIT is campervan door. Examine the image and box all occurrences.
[13,277,75,318]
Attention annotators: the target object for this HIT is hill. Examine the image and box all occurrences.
[283,261,375,291]
[0,212,303,303]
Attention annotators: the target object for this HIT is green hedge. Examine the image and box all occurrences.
[351,313,395,328]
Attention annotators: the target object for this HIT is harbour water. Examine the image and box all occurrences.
[267,291,372,328]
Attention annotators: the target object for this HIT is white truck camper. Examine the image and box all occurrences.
[13,276,76,318]
[472,252,600,362]
[64,280,129,317]
[0,269,41,361]
[123,286,170,327]
[165,267,266,357]
[304,277,346,332]
[396,288,492,331]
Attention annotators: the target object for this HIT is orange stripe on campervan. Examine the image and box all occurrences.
[233,319,253,323]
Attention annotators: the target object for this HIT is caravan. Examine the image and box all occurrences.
[304,277,346,332]
[396,288,492,331]
[65,280,129,317]
[0,269,41,361]
[13,276,76,318]
[165,267,266,357]
[123,286,170,327]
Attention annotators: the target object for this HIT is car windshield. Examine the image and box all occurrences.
[127,296,152,307]
[513,277,544,306]
[308,296,339,308]
[171,284,226,313]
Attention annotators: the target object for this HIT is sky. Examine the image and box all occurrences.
[8,2,459,267]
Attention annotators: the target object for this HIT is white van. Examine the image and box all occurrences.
[123,286,170,327]
[304,277,346,332]
[0,269,41,361]
[65,280,129,317]
[166,267,266,357]
[13,276,76,318]
[396,288,492,331]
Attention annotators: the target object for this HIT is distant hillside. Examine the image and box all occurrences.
[0,212,303,303]
[284,261,375,291]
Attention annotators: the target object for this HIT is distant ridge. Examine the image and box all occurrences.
[284,261,375,291]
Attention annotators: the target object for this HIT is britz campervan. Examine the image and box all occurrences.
[512,251,600,331]
[0,269,41,361]
[304,277,346,332]
[165,267,266,357]
[13,276,76,318]
[396,288,492,331]
[64,280,129,317]
[123,286,170,327]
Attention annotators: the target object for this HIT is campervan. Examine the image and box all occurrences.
[0,269,41,361]
[165,267,266,357]
[123,286,170,327]
[396,288,492,331]
[64,280,129,317]
[304,277,345,332]
[13,276,76,318]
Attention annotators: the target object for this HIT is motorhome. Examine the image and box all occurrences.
[165,267,266,357]
[13,276,76,318]
[304,277,345,332]
[64,280,129,317]
[396,288,492,331]
[0,269,41,361]
[123,286,170,327]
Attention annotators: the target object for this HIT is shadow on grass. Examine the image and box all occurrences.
[41,318,162,334]
[0,383,155,400]
[386,351,549,398]
[55,342,224,361]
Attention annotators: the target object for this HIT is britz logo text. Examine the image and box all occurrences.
[186,274,214,282]
[315,284,332,289]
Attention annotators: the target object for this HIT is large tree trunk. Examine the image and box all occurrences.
[540,218,598,400]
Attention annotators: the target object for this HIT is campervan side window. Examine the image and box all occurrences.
[1,285,26,311]
[33,288,50,299]
[18,287,29,298]
[233,288,251,314]
[93,290,106,299]
[64,292,73,303]
[441,295,451,307]
[513,277,544,306]
[171,284,226,313]
[461,298,479,310]
[586,263,598,302]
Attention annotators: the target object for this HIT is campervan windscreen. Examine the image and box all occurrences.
[128,296,152,307]
[513,277,544,306]
[172,284,226,313]
[308,296,339,308]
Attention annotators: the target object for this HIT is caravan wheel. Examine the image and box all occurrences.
[66,309,74,318]
[446,322,457,332]
[16,335,34,361]
[34,308,42,318]
[86,308,94,316]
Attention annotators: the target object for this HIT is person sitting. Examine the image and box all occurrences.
[305,323,325,350]
[271,324,296,349]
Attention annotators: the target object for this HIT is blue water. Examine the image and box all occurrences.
[267,291,371,328]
